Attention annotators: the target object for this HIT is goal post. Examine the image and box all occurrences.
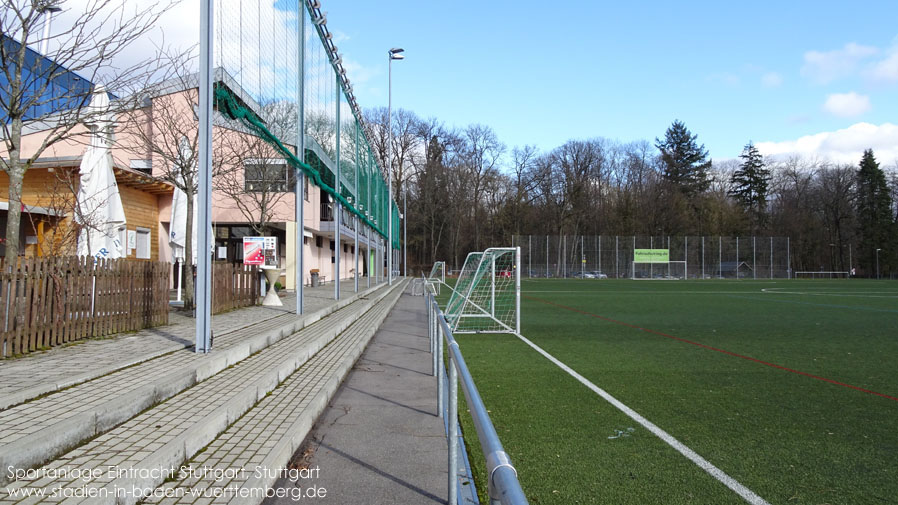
[632,261,687,279]
[444,247,520,334]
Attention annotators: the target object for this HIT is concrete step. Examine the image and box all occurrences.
[0,283,403,502]
[0,279,366,411]
[141,284,407,505]
[0,285,385,485]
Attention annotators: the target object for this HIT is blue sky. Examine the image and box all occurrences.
[322,0,898,164]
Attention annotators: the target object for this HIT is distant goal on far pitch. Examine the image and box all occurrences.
[442,247,521,335]
[632,248,687,280]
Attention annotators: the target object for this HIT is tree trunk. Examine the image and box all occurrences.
[4,120,25,265]
[184,191,195,311]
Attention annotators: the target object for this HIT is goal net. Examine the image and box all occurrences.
[425,261,447,295]
[444,247,520,334]
[632,261,687,280]
[427,261,446,283]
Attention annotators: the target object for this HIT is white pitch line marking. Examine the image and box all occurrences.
[514,332,771,505]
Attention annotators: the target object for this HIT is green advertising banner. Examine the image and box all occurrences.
[634,249,670,263]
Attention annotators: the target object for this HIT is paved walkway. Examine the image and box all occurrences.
[0,278,374,409]
[265,292,448,505]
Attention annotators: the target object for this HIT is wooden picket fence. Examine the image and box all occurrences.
[212,262,260,314]
[0,256,169,358]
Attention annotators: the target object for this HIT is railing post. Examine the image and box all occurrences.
[449,356,458,505]
[432,299,438,377]
[437,318,444,420]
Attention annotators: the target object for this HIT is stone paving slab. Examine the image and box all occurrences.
[0,282,399,503]
[263,291,448,505]
[142,283,406,505]
[0,279,369,411]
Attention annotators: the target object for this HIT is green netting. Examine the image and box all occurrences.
[214,84,388,239]
[445,252,484,322]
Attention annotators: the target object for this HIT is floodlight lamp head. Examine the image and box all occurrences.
[37,0,62,12]
[389,47,404,54]
[390,53,405,61]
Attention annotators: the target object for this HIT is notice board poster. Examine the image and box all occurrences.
[243,236,278,267]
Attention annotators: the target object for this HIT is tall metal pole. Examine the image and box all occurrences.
[295,5,305,314]
[403,188,407,277]
[354,123,359,292]
[334,74,341,300]
[387,53,393,286]
[195,0,213,353]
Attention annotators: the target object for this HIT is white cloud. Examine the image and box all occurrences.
[822,92,871,117]
[869,46,898,83]
[756,122,898,164]
[801,42,878,84]
[761,72,783,88]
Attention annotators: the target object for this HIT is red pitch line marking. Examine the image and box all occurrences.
[525,295,898,403]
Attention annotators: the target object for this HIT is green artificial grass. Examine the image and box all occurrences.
[447,279,898,504]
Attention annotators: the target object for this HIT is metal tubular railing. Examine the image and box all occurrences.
[423,282,529,505]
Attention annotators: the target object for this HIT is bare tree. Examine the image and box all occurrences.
[116,52,201,308]
[0,0,175,264]
[214,101,296,235]
[461,124,505,250]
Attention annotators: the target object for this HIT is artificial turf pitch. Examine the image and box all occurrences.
[448,279,898,504]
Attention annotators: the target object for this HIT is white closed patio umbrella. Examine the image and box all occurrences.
[76,85,126,259]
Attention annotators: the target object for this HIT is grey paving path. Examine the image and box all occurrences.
[264,291,447,505]
[0,279,371,409]
[0,281,404,505]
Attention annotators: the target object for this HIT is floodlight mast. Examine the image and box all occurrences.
[387,47,404,285]
[37,1,62,55]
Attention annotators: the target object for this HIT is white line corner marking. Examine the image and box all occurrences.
[514,332,771,505]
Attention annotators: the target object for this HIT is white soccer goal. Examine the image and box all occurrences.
[427,261,446,283]
[425,261,446,295]
[794,271,850,279]
[632,261,687,280]
[444,247,520,334]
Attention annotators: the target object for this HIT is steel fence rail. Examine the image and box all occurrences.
[424,283,528,505]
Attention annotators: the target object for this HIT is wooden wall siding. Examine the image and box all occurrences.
[0,256,169,358]
[211,263,260,314]
[118,185,160,260]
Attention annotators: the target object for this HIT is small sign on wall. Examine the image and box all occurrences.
[127,230,137,252]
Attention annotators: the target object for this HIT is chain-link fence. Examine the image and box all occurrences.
[513,235,792,279]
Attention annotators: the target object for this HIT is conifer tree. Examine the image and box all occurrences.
[729,142,770,233]
[855,149,893,276]
[655,120,712,196]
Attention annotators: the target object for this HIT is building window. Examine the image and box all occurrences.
[244,159,293,192]
[304,176,310,202]
[135,227,151,259]
[315,236,322,248]
[129,159,152,175]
